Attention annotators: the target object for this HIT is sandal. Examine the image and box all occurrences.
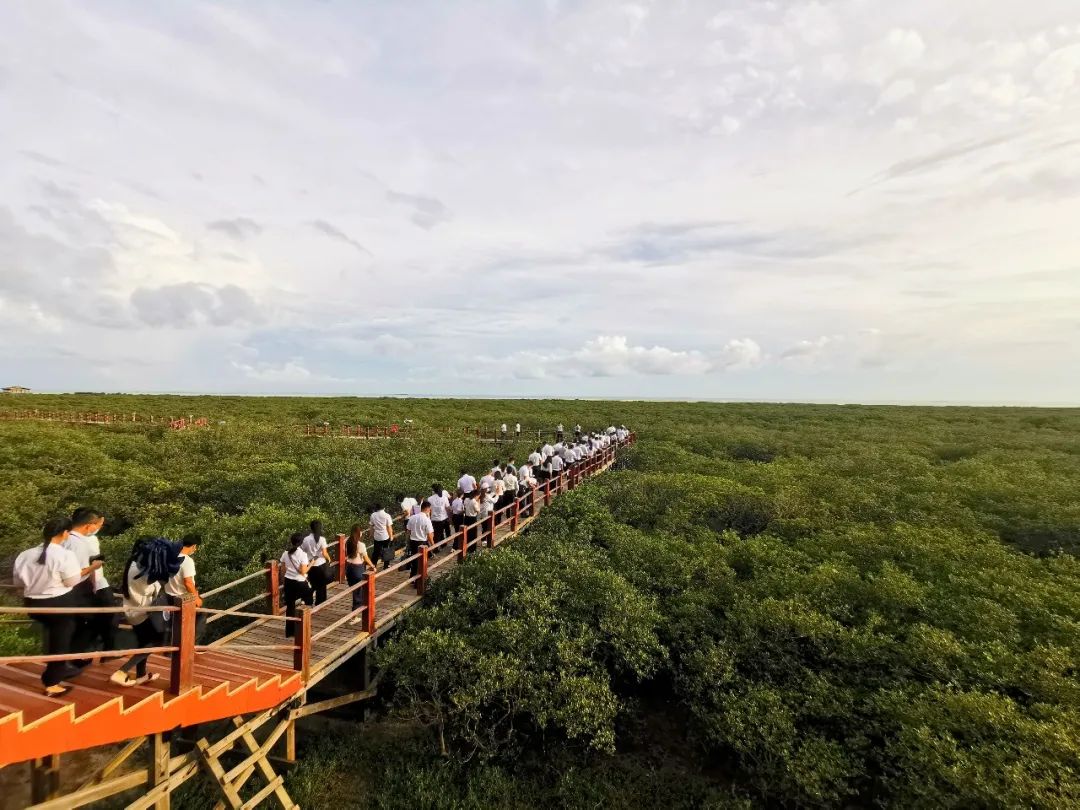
[110,670,160,687]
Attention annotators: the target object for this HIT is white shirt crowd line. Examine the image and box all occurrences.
[9,425,631,697]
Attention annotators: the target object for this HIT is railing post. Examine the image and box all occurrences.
[365,571,377,634]
[169,593,196,695]
[461,524,469,559]
[488,512,496,548]
[267,561,281,615]
[512,496,520,531]
[293,605,311,681]
[336,533,347,583]
[418,545,429,594]
[544,478,552,506]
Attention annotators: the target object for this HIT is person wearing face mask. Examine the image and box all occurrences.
[64,506,117,655]
[14,517,102,695]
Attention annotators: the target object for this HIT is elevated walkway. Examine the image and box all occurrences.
[0,435,634,808]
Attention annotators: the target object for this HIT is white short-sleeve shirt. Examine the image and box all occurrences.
[457,474,477,493]
[281,548,311,582]
[370,510,393,541]
[14,544,81,599]
[165,554,197,597]
[400,497,417,516]
[302,534,328,567]
[406,513,434,542]
[64,530,110,590]
[428,492,450,521]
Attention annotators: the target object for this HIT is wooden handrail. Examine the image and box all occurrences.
[0,605,180,615]
[196,607,295,622]
[200,570,266,599]
[0,646,179,665]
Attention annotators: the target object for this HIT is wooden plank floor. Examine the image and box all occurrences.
[210,499,550,682]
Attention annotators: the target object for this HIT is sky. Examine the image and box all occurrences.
[1,1,1078,404]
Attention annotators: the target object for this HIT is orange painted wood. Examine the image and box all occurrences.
[364,572,377,635]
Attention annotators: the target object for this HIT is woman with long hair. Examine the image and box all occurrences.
[111,537,164,687]
[12,517,101,695]
[345,523,375,624]
[280,533,313,638]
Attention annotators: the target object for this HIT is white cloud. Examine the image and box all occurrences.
[1,1,1079,402]
[472,335,762,381]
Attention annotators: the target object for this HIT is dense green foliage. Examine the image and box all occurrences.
[2,395,1079,807]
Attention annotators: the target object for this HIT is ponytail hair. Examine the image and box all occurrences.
[39,517,73,564]
[346,536,358,560]
[288,532,304,563]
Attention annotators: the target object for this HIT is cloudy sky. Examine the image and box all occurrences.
[2,1,1078,403]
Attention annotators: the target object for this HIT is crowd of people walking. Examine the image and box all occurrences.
[10,424,630,695]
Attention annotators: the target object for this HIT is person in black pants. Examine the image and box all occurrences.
[65,507,117,656]
[301,520,332,605]
[14,517,101,695]
[280,533,313,638]
[345,525,375,621]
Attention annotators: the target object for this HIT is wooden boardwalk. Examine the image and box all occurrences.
[0,436,633,808]
[211,508,536,686]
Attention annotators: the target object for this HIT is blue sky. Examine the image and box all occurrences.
[1,1,1078,403]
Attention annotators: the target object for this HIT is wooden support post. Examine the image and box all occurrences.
[267,561,280,615]
[461,524,468,560]
[169,593,196,695]
[364,571,377,634]
[544,478,552,506]
[336,533,347,583]
[488,512,496,548]
[284,720,296,764]
[30,754,61,803]
[512,497,520,531]
[150,733,170,810]
[293,605,311,681]
[418,545,429,595]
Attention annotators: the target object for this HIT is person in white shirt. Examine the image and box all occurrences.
[550,453,565,490]
[556,423,564,442]
[480,471,496,492]
[461,490,481,550]
[164,536,204,643]
[541,442,554,460]
[490,459,502,475]
[478,490,496,545]
[515,422,521,437]
[14,517,100,694]
[500,423,508,440]
[112,537,166,687]
[406,501,434,579]
[369,502,394,570]
[302,520,332,605]
[64,506,117,654]
[450,493,465,543]
[528,448,542,467]
[492,472,507,510]
[345,523,375,620]
[280,533,313,638]
[457,469,477,495]
[428,483,452,551]
[398,493,418,525]
[503,470,518,505]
